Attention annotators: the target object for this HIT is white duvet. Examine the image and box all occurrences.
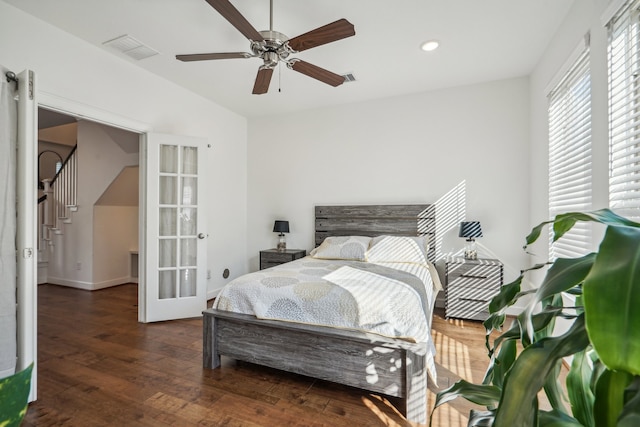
[213,256,438,381]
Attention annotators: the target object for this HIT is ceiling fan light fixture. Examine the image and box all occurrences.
[420,40,440,52]
[177,0,356,94]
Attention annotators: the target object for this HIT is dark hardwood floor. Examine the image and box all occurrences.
[24,283,497,426]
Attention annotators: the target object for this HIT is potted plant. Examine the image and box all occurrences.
[0,363,33,427]
[431,209,640,426]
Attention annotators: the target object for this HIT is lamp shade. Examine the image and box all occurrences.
[459,221,483,239]
[273,220,290,234]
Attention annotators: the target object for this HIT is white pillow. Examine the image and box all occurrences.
[365,235,430,264]
[310,236,372,261]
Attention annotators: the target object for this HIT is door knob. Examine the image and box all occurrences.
[198,233,206,239]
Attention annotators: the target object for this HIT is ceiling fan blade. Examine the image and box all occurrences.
[290,60,345,87]
[287,19,355,52]
[176,52,252,61]
[204,0,264,42]
[252,67,274,94]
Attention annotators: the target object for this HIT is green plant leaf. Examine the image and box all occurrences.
[588,358,606,397]
[544,360,568,415]
[535,256,595,302]
[468,409,495,427]
[526,220,554,245]
[538,410,584,426]
[493,315,590,427]
[487,309,558,360]
[618,377,640,427]
[0,363,33,427]
[432,379,502,407]
[488,275,523,314]
[525,208,640,247]
[522,255,595,343]
[483,339,516,388]
[583,225,640,375]
[430,379,501,423]
[593,369,633,427]
[533,294,563,343]
[551,209,640,242]
[566,349,595,427]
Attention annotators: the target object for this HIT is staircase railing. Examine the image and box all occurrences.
[51,144,78,225]
[37,145,78,250]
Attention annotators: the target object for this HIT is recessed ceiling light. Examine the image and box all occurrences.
[420,40,440,52]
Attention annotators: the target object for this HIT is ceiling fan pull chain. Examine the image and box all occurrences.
[278,62,282,92]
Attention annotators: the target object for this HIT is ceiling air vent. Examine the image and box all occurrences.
[342,73,356,83]
[103,34,159,61]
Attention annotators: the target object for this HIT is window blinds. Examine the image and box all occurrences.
[608,0,640,220]
[548,45,592,259]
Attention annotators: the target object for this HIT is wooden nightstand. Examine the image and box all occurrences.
[259,249,306,270]
[444,257,503,321]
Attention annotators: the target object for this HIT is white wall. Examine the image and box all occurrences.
[47,120,138,289]
[93,206,138,287]
[0,2,248,296]
[248,77,531,282]
[529,0,611,267]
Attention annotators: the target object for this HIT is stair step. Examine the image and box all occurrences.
[62,219,72,224]
[67,205,78,212]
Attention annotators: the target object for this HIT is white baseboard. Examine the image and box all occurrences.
[46,276,131,290]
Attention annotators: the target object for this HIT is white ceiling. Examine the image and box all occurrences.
[5,0,574,118]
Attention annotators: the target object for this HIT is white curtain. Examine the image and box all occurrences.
[0,66,18,379]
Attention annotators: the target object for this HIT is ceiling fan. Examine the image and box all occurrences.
[176,0,355,94]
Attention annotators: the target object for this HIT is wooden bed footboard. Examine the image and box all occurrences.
[203,309,429,424]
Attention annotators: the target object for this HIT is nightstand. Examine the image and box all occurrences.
[259,249,306,270]
[444,257,503,321]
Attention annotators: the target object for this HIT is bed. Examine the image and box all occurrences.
[202,204,438,424]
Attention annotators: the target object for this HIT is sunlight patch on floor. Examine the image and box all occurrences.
[432,330,472,380]
[429,403,469,427]
[362,395,403,426]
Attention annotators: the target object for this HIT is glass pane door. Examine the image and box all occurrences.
[143,133,207,322]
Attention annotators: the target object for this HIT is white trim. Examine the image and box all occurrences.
[39,91,150,134]
[47,276,132,290]
[138,135,147,322]
[602,0,630,27]
[16,70,38,402]
[544,34,590,96]
[37,90,150,323]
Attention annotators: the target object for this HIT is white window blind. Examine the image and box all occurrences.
[608,0,640,220]
[548,45,592,259]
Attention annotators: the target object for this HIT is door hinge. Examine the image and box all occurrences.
[23,248,34,259]
[28,71,34,100]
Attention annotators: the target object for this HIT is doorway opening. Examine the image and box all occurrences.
[37,107,142,295]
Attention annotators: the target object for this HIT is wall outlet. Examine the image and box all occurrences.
[76,262,82,270]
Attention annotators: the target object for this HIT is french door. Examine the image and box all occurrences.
[140,133,208,322]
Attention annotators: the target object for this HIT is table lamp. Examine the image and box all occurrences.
[273,220,289,252]
[459,221,482,260]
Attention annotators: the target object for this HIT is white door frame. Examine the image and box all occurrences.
[37,94,152,317]
[16,70,38,401]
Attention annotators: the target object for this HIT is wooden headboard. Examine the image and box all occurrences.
[315,204,436,263]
